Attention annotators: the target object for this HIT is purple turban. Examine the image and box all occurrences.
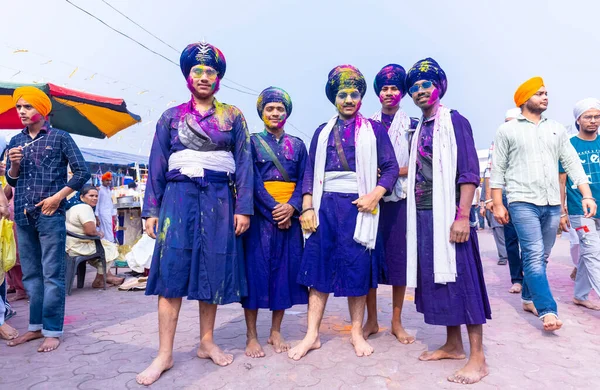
[373,64,407,97]
[406,58,448,98]
[325,65,367,104]
[256,87,293,118]
[180,42,226,79]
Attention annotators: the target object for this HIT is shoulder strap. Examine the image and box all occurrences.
[256,134,291,182]
[332,124,351,171]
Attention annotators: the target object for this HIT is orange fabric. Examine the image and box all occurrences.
[514,77,544,107]
[264,181,296,204]
[102,172,112,181]
[12,86,52,117]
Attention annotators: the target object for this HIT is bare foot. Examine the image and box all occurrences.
[391,322,415,344]
[136,354,174,386]
[448,358,489,384]
[7,291,27,303]
[522,302,538,316]
[245,337,265,358]
[351,333,374,357]
[6,330,43,347]
[267,330,290,353]
[0,323,19,340]
[287,334,321,361]
[38,337,60,352]
[570,267,577,281]
[419,344,466,361]
[542,314,563,332]
[508,283,522,294]
[573,298,600,311]
[362,319,379,340]
[197,341,234,366]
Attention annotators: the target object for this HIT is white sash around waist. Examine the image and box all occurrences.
[168,149,235,178]
[323,171,359,194]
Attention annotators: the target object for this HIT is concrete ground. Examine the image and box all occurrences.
[1,230,599,389]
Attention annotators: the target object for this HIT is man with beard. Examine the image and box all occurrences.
[559,98,600,311]
[136,42,253,385]
[491,77,595,332]
[288,65,398,360]
[405,58,491,385]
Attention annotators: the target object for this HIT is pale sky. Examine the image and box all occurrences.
[2,0,599,156]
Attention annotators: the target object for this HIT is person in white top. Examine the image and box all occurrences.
[96,172,116,243]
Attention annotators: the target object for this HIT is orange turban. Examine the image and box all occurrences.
[514,77,544,107]
[12,86,52,117]
[101,172,112,181]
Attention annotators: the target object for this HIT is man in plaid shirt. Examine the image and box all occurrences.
[5,87,89,352]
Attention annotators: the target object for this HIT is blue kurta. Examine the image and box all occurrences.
[142,99,253,304]
[242,130,309,310]
[298,116,399,297]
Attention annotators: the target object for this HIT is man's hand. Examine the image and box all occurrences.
[582,198,597,219]
[234,214,250,236]
[0,205,9,219]
[35,194,62,216]
[493,203,510,225]
[278,218,292,230]
[0,162,6,177]
[399,166,409,177]
[272,203,294,223]
[450,216,470,243]
[352,191,382,213]
[300,209,317,233]
[485,201,494,212]
[97,230,105,239]
[479,205,486,217]
[145,217,158,239]
[559,215,570,233]
[8,147,23,167]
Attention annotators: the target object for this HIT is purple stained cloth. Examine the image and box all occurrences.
[302,116,399,195]
[415,209,492,326]
[415,110,480,209]
[142,99,253,218]
[378,199,407,286]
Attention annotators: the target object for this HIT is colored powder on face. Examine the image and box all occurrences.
[427,88,439,105]
[379,93,401,107]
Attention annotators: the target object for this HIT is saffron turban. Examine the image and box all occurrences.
[406,58,448,98]
[514,77,544,107]
[256,87,293,118]
[373,64,407,97]
[101,172,112,181]
[573,98,600,120]
[12,86,52,117]
[325,65,367,104]
[180,42,226,79]
[505,108,521,120]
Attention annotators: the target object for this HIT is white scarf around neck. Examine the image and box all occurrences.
[406,105,457,287]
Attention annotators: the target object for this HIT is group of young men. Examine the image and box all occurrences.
[3,40,599,388]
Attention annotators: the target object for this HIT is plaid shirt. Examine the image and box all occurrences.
[6,122,90,226]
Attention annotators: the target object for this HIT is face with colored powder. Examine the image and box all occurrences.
[15,98,44,126]
[410,80,438,111]
[335,88,362,119]
[262,102,287,130]
[379,85,401,109]
[187,65,220,98]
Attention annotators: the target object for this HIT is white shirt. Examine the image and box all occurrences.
[490,114,588,206]
[95,186,116,217]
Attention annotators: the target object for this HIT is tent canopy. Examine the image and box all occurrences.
[80,148,148,166]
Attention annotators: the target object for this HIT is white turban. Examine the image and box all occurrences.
[505,108,521,120]
[573,98,600,120]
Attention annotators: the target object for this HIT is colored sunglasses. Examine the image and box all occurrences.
[337,91,361,100]
[408,81,434,95]
[191,67,218,79]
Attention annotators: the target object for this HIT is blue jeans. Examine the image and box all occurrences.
[16,213,67,337]
[503,194,522,284]
[508,202,560,318]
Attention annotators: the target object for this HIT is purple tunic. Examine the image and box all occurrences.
[413,110,492,325]
[298,116,399,296]
[142,99,253,304]
[242,130,308,310]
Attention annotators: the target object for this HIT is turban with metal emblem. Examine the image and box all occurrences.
[180,42,226,79]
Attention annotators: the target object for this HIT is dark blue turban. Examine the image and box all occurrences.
[406,58,448,98]
[325,65,367,104]
[256,87,293,118]
[180,42,226,79]
[373,64,407,97]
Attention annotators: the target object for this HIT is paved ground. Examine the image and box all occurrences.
[1,230,599,389]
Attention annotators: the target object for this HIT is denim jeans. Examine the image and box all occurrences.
[503,194,522,284]
[508,202,560,318]
[569,216,600,301]
[16,212,67,337]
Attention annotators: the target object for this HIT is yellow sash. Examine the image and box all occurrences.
[264,181,296,204]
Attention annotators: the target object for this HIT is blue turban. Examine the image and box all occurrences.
[373,64,407,97]
[256,87,293,119]
[325,65,367,104]
[180,42,226,79]
[406,58,448,98]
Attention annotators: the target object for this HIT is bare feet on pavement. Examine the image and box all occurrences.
[267,330,290,353]
[7,291,27,302]
[245,337,265,358]
[362,320,379,340]
[447,358,489,385]
[38,337,60,352]
[0,323,19,340]
[6,330,43,347]
[197,341,234,366]
[392,322,415,344]
[522,302,538,316]
[287,335,321,361]
[136,355,174,386]
[573,298,600,311]
[419,344,466,361]
[570,267,577,281]
[351,333,374,357]
[542,314,563,331]
[508,283,522,294]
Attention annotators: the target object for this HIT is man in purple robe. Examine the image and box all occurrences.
[405,58,491,385]
[288,65,398,360]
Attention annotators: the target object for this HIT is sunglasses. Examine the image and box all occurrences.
[337,91,361,100]
[408,81,434,95]
[191,67,218,79]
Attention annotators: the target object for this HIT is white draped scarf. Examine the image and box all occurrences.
[306,113,380,249]
[371,108,411,202]
[406,106,457,287]
[168,149,235,178]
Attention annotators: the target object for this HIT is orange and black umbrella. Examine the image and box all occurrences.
[0,82,141,139]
